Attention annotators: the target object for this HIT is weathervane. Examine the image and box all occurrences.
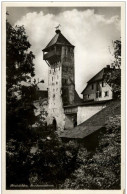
[55,24,61,30]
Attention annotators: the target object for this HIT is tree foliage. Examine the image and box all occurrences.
[105,40,121,99]
[28,126,79,187]
[6,19,37,140]
[6,19,38,187]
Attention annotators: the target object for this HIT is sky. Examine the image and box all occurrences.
[7,6,121,96]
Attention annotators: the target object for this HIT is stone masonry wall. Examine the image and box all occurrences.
[47,61,65,131]
[61,46,75,105]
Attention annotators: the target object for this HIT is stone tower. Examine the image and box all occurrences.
[42,29,75,131]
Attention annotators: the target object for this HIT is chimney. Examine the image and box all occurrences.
[106,65,110,69]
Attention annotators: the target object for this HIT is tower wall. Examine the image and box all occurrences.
[47,61,65,131]
[61,46,75,105]
[43,30,75,131]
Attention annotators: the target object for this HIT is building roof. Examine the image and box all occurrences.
[74,90,84,104]
[63,90,83,108]
[64,99,112,108]
[60,100,120,139]
[43,30,74,51]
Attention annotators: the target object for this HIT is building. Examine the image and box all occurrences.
[42,29,118,132]
[60,100,120,147]
[42,28,82,131]
[81,65,114,102]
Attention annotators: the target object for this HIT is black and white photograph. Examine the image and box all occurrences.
[3,2,125,192]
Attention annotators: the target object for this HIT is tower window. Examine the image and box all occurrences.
[105,91,109,97]
[52,77,53,81]
[96,83,99,91]
[96,92,99,98]
[99,92,102,97]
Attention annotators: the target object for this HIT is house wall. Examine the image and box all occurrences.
[64,115,74,130]
[83,81,113,101]
[77,104,106,125]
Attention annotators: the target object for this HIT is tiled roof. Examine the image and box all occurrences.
[63,90,83,108]
[43,31,74,51]
[43,33,59,51]
[74,90,84,104]
[88,68,105,84]
[64,99,112,108]
[60,100,120,139]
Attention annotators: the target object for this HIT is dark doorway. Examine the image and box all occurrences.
[52,118,57,131]
[72,114,77,127]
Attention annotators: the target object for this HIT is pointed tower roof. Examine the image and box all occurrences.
[43,29,74,51]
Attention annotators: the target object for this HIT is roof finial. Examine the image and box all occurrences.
[55,24,61,34]
[55,24,61,30]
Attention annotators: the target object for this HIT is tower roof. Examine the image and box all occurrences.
[43,30,74,51]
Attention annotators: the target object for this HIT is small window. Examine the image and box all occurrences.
[52,77,53,81]
[105,91,109,97]
[49,70,51,74]
[99,92,102,97]
[96,83,99,91]
[88,94,89,98]
[96,92,98,98]
[92,84,94,90]
[102,82,105,87]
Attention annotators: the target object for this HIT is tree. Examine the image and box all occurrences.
[28,125,79,188]
[105,40,121,99]
[6,19,38,187]
[6,19,37,140]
